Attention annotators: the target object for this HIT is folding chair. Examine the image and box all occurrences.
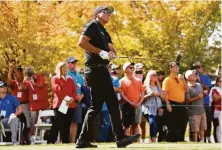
[0,118,23,145]
[33,110,54,144]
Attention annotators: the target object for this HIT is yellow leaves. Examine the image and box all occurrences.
[0,1,220,78]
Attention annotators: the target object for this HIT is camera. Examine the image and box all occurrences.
[26,72,33,77]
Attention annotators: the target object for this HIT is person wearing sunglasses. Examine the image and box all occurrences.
[209,77,222,143]
[120,62,144,140]
[142,70,166,143]
[7,64,31,144]
[193,61,212,143]
[133,63,147,143]
[185,70,207,142]
[76,6,140,148]
[162,61,189,142]
[66,57,85,143]
[0,81,23,144]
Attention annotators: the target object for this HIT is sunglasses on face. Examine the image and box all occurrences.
[196,66,202,69]
[135,71,143,74]
[70,61,77,64]
[100,9,110,14]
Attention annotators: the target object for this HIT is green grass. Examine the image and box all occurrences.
[0,143,221,150]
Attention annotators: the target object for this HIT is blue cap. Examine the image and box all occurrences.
[66,57,78,63]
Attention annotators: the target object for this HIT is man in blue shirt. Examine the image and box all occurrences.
[66,56,85,143]
[193,61,212,143]
[0,81,23,144]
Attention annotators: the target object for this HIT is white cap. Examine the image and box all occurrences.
[193,61,201,67]
[111,64,120,70]
[185,70,196,80]
[123,62,134,71]
[134,63,144,69]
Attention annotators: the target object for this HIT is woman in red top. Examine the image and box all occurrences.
[48,62,77,144]
[210,77,222,143]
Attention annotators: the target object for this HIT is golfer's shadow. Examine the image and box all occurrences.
[109,147,152,149]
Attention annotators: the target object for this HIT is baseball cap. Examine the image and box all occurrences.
[94,6,114,16]
[25,68,34,76]
[168,61,177,68]
[134,63,144,69]
[66,57,78,63]
[111,64,120,70]
[123,62,135,71]
[16,65,23,72]
[193,61,201,67]
[185,70,196,80]
[0,81,7,88]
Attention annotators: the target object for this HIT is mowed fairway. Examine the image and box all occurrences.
[0,143,221,150]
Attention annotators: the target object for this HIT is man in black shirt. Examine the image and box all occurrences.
[76,6,140,148]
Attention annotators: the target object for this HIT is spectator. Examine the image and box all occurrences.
[23,67,49,138]
[77,75,93,142]
[66,57,85,143]
[193,61,212,143]
[48,62,77,143]
[0,81,23,144]
[7,64,31,144]
[111,64,122,102]
[134,63,145,81]
[157,71,165,87]
[134,63,146,143]
[120,62,144,136]
[156,70,167,142]
[162,62,188,142]
[142,70,165,143]
[209,77,222,143]
[185,70,207,142]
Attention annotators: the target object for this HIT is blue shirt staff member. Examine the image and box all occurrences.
[76,6,140,148]
[0,81,23,144]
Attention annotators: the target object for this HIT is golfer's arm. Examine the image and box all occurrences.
[108,43,117,55]
[78,35,101,54]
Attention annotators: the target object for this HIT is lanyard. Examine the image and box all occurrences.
[28,81,35,92]
[16,81,22,90]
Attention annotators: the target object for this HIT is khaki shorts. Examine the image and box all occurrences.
[189,113,207,132]
[134,106,142,124]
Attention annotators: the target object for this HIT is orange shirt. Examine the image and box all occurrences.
[162,74,186,103]
[120,76,144,103]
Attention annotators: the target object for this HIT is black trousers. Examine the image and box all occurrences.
[48,108,74,143]
[76,106,88,143]
[156,105,167,142]
[166,101,188,142]
[78,66,125,142]
[204,105,212,142]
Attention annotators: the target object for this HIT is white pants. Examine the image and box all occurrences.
[2,117,19,143]
[214,110,222,143]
